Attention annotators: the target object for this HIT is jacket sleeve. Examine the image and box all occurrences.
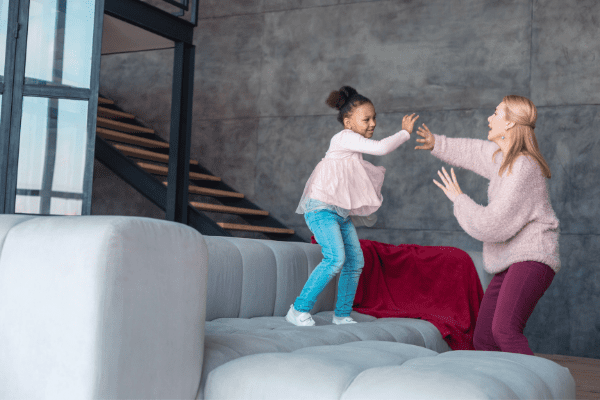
[451,158,536,243]
[431,134,500,180]
[337,130,410,156]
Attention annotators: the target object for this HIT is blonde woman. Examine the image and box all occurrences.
[415,95,560,355]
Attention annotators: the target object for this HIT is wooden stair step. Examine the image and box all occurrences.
[217,222,294,235]
[97,117,155,134]
[162,182,243,198]
[113,143,198,165]
[97,106,135,120]
[137,162,220,181]
[98,128,169,149]
[98,97,114,105]
[191,202,268,216]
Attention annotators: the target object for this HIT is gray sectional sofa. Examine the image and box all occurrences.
[0,215,576,399]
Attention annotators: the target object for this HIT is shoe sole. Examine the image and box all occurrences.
[332,320,357,325]
[286,313,315,327]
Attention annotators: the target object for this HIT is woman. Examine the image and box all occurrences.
[415,95,560,355]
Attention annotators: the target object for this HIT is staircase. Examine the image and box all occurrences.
[94,96,304,241]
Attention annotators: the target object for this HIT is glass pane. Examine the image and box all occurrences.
[24,0,95,88]
[15,195,40,214]
[50,197,82,215]
[0,0,8,84]
[16,96,89,215]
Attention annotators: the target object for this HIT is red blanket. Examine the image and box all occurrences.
[311,237,484,350]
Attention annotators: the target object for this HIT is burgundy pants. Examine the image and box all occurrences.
[473,261,555,355]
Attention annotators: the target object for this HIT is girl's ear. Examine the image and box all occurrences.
[506,121,516,130]
[343,116,351,130]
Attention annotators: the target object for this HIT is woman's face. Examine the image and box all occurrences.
[344,103,376,138]
[487,102,512,142]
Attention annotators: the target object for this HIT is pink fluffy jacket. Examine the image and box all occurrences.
[431,134,561,275]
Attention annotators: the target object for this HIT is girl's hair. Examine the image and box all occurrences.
[494,95,551,179]
[326,86,372,125]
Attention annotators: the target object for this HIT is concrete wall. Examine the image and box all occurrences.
[96,0,600,359]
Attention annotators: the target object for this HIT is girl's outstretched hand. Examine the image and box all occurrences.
[433,167,463,202]
[402,113,419,134]
[415,123,435,150]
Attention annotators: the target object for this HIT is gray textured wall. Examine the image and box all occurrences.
[96,0,600,359]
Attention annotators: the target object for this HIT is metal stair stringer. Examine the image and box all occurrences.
[186,162,307,242]
[94,135,231,237]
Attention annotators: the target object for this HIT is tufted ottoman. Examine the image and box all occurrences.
[204,341,576,400]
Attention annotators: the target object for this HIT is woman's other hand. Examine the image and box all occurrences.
[433,167,463,202]
[415,123,435,150]
[402,113,419,134]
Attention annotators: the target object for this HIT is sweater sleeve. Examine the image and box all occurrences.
[452,158,536,243]
[431,134,500,180]
[337,130,410,156]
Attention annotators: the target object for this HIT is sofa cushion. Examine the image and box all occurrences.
[205,341,576,400]
[199,313,452,398]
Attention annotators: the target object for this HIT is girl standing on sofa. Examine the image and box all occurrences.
[287,86,419,327]
[415,95,559,355]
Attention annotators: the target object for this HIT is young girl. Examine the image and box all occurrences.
[287,86,419,326]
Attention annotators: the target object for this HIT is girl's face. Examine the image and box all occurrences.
[487,102,513,142]
[344,102,376,138]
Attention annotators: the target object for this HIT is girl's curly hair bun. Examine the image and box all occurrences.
[326,91,344,110]
[339,86,358,99]
[326,86,359,110]
[326,86,371,125]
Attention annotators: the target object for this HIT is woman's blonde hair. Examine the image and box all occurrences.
[494,95,551,179]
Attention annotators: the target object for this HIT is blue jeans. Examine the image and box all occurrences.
[294,209,364,317]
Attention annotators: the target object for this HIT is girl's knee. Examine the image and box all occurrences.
[353,258,364,273]
[325,253,346,274]
[346,248,364,268]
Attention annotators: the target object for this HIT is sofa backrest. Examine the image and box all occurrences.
[0,215,209,399]
[0,215,37,255]
[203,236,331,321]
[203,236,493,321]
[465,250,493,292]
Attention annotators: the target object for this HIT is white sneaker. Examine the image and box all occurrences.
[286,304,315,326]
[332,316,357,325]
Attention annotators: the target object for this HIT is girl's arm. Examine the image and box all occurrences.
[451,158,536,243]
[431,134,499,180]
[337,130,410,156]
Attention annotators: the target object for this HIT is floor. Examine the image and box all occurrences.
[535,353,600,400]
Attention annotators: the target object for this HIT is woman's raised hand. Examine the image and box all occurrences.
[415,123,435,150]
[402,113,419,134]
[433,167,463,202]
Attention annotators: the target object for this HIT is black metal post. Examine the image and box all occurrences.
[82,0,106,215]
[4,0,33,214]
[166,41,194,224]
[0,0,21,213]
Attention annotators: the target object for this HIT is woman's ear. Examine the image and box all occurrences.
[506,121,516,130]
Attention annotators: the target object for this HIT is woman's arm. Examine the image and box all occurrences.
[452,159,536,243]
[431,134,499,180]
[337,130,410,156]
[416,124,499,180]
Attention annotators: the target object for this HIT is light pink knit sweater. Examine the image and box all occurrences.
[431,134,561,274]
